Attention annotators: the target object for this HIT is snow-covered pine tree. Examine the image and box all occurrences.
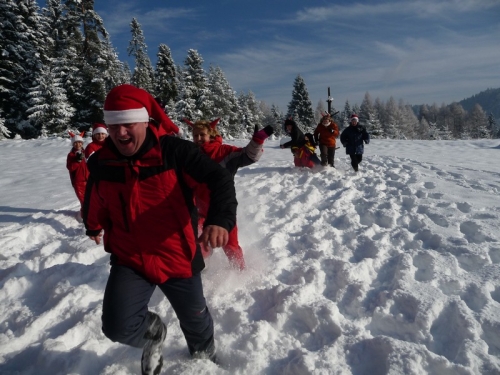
[26,62,75,135]
[154,44,178,106]
[206,65,240,137]
[62,0,118,128]
[271,104,284,136]
[176,49,208,121]
[0,0,47,137]
[468,103,490,139]
[287,75,314,132]
[128,18,154,93]
[238,91,264,135]
[340,100,352,131]
[359,92,383,138]
[0,110,10,139]
[487,113,498,138]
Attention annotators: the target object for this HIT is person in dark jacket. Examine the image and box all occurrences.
[83,84,237,375]
[280,118,305,167]
[340,114,370,172]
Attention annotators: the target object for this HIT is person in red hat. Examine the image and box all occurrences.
[184,118,274,271]
[84,123,108,160]
[66,132,89,217]
[340,114,370,172]
[82,84,237,374]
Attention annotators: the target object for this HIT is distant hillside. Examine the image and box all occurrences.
[459,88,500,119]
[412,88,500,120]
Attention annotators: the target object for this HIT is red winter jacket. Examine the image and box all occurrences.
[84,140,105,160]
[66,148,89,186]
[83,126,237,284]
[313,122,339,148]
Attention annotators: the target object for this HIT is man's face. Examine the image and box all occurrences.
[285,125,292,133]
[107,122,148,156]
[351,120,358,126]
[192,128,211,145]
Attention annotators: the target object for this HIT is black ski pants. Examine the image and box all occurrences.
[101,263,214,356]
[349,153,363,171]
[319,144,336,166]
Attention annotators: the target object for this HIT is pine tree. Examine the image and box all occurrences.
[0,0,47,136]
[340,100,352,131]
[271,104,284,136]
[487,113,498,138]
[176,49,208,120]
[238,91,264,135]
[359,92,383,138]
[468,104,489,139]
[287,75,314,132]
[26,62,75,135]
[0,110,10,139]
[206,65,240,137]
[128,18,154,93]
[154,44,178,105]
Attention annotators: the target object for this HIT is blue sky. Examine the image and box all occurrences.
[56,0,500,110]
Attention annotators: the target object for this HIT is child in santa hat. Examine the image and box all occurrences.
[185,118,274,270]
[84,123,108,160]
[66,132,89,215]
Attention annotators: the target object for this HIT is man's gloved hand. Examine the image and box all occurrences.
[252,125,275,144]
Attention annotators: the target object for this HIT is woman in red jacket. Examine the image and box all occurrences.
[313,112,340,167]
[66,133,89,215]
[186,118,274,270]
[84,123,108,160]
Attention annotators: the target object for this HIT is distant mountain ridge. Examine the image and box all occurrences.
[413,87,500,120]
[458,88,500,119]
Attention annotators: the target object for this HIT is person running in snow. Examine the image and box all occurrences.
[295,133,321,168]
[313,112,339,167]
[83,84,237,375]
[280,118,305,167]
[340,114,370,172]
[185,118,274,270]
[84,123,108,160]
[66,132,88,216]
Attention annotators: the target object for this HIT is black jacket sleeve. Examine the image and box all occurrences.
[165,137,237,232]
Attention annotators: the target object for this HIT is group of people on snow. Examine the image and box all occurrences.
[65,83,370,374]
[280,112,370,172]
[65,84,276,374]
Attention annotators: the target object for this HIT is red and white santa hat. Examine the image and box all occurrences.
[351,114,359,123]
[103,84,179,135]
[72,134,83,144]
[92,122,108,135]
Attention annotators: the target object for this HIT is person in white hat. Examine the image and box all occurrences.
[83,84,236,374]
[66,132,88,216]
[340,114,370,172]
[84,123,108,160]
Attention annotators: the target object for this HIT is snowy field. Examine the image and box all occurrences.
[0,136,499,375]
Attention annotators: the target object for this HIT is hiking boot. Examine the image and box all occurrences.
[141,313,167,375]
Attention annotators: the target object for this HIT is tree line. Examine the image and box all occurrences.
[1,0,497,140]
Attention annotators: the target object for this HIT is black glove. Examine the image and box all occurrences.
[76,151,84,162]
[329,128,334,134]
[262,125,274,136]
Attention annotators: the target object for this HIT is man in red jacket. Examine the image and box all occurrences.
[83,84,237,375]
